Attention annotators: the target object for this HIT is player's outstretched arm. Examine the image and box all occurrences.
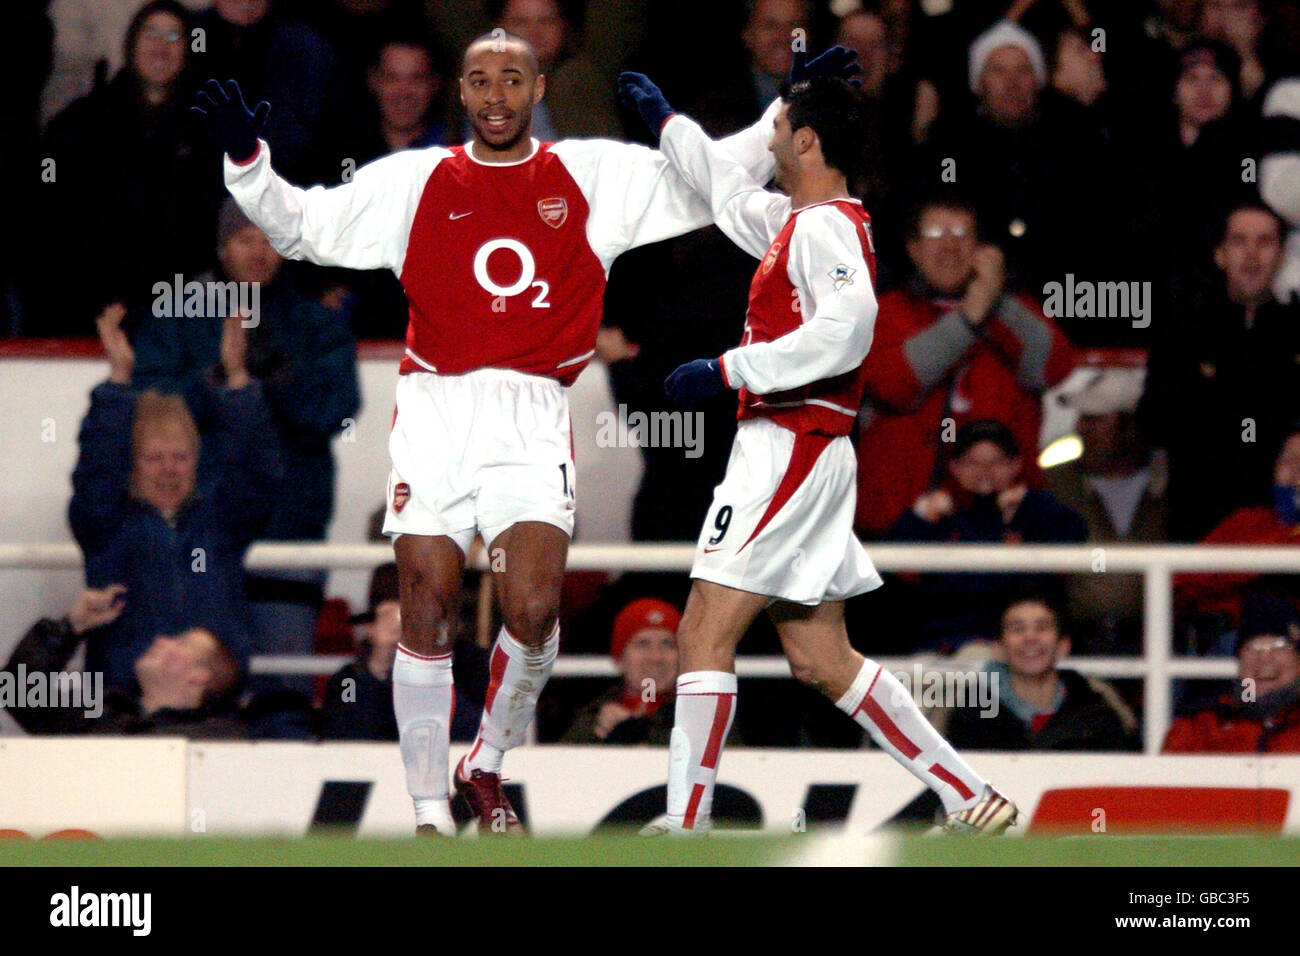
[721,208,878,395]
[619,72,786,260]
[193,78,444,273]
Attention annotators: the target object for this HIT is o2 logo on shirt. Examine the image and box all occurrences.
[472,238,551,308]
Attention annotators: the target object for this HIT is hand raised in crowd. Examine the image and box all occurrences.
[220,315,252,389]
[595,326,640,364]
[997,484,1029,524]
[96,302,133,385]
[913,489,955,524]
[594,700,635,740]
[68,584,128,635]
[961,244,1006,326]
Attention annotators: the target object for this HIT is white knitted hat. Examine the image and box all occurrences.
[968,20,1046,94]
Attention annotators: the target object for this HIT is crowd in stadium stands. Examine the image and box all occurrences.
[4,0,1300,748]
[936,591,1139,751]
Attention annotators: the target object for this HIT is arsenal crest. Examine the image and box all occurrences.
[392,481,410,514]
[762,241,782,274]
[538,198,568,228]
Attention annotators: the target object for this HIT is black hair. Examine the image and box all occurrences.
[904,191,980,240]
[1215,200,1285,247]
[999,588,1066,635]
[781,76,870,179]
[122,0,193,83]
[953,418,1020,460]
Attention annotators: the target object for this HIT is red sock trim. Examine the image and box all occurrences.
[700,693,734,770]
[683,783,706,830]
[482,643,509,713]
[857,694,922,760]
[928,762,975,801]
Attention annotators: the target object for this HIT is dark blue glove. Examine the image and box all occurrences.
[618,72,676,138]
[191,78,270,163]
[665,358,727,409]
[789,45,862,88]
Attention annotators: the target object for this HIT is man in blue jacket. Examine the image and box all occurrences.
[70,303,283,692]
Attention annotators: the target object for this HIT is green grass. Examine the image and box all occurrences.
[2,833,1298,867]
[0,833,797,867]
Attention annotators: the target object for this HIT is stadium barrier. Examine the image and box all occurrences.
[1,740,1297,838]
[2,541,1296,754]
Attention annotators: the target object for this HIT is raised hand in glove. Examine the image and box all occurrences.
[665,357,728,409]
[617,71,676,139]
[789,45,862,88]
[191,78,270,163]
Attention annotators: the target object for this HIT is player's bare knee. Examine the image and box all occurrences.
[501,593,558,645]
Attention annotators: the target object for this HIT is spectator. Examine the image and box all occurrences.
[3,586,245,738]
[1199,0,1268,105]
[832,3,917,233]
[939,593,1139,751]
[1140,202,1300,540]
[129,199,360,722]
[740,0,810,117]
[39,0,206,125]
[890,419,1087,652]
[317,36,447,180]
[310,38,449,338]
[1048,368,1169,653]
[912,20,1124,297]
[1174,425,1300,632]
[1163,594,1300,752]
[321,563,483,741]
[70,304,282,692]
[191,0,339,180]
[287,0,430,111]
[562,597,680,744]
[854,196,1076,538]
[36,0,223,333]
[0,0,53,336]
[1134,37,1261,291]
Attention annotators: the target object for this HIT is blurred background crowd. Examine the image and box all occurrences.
[3,0,1300,753]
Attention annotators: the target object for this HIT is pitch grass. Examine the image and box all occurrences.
[2,832,1299,866]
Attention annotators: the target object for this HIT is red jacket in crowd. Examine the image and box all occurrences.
[1175,506,1300,621]
[854,287,1077,537]
[1162,692,1300,753]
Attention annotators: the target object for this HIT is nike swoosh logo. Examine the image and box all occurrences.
[703,547,724,554]
[449,211,474,220]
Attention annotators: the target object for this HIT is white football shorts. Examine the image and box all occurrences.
[691,418,883,605]
[382,367,576,553]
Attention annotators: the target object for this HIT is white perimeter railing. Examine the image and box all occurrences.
[3,542,1297,754]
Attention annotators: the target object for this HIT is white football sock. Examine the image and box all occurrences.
[393,644,455,830]
[463,623,559,775]
[665,671,737,832]
[837,660,986,814]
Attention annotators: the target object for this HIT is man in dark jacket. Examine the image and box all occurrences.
[942,593,1138,751]
[890,419,1088,652]
[1139,202,1300,541]
[131,200,360,726]
[70,303,282,692]
[3,586,245,738]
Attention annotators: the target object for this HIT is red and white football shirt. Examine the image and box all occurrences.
[223,111,778,385]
